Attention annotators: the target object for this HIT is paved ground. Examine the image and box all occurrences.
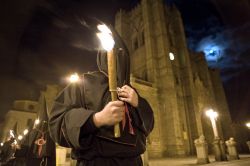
[149,154,250,166]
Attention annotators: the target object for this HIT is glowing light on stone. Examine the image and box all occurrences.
[169,52,175,61]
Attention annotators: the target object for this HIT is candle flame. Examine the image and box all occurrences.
[97,24,114,51]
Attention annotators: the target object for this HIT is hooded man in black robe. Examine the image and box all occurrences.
[48,25,154,166]
[25,95,56,166]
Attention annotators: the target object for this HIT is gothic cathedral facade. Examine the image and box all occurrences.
[115,0,233,157]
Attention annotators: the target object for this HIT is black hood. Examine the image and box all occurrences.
[97,25,130,87]
[36,95,49,131]
[28,95,55,158]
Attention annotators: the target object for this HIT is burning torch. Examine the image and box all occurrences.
[97,24,120,138]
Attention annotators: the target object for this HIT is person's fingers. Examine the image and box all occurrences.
[122,85,131,90]
[119,97,130,103]
[122,86,135,95]
[118,88,127,94]
[118,92,129,98]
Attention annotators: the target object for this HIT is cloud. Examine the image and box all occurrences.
[187,19,250,81]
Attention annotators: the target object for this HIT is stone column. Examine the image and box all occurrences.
[194,135,209,164]
[219,140,228,161]
[213,137,223,161]
[226,137,239,160]
[247,141,250,152]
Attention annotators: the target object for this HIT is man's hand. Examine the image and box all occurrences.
[117,85,138,108]
[93,101,125,128]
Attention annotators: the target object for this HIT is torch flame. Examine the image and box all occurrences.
[97,24,114,51]
[23,129,29,135]
[35,119,40,125]
[18,135,23,140]
[10,130,15,138]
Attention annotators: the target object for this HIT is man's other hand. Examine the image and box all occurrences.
[93,101,125,128]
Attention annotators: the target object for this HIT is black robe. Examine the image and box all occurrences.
[48,25,154,166]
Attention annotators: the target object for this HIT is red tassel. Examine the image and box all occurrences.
[124,104,135,135]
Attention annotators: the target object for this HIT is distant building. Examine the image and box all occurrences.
[0,84,61,142]
[0,100,38,142]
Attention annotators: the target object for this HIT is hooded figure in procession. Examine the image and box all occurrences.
[0,134,16,165]
[48,24,154,166]
[25,95,56,166]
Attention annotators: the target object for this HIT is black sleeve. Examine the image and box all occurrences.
[80,114,99,136]
[48,82,96,149]
[132,96,154,136]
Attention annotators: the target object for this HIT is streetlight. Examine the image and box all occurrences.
[205,109,228,161]
[246,122,250,129]
[246,122,250,152]
[206,109,219,138]
[69,73,79,83]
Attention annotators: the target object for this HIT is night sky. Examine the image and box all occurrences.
[0,0,249,123]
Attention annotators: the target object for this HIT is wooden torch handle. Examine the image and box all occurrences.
[107,50,121,138]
